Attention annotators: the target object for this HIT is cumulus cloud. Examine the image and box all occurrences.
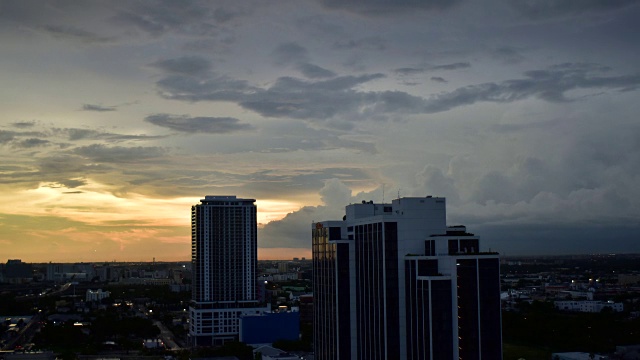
[415,165,460,203]
[260,178,359,248]
[82,104,116,112]
[145,114,253,133]
[319,178,353,208]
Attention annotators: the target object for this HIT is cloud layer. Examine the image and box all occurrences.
[1,0,639,261]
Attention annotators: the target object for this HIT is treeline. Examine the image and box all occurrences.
[503,301,640,354]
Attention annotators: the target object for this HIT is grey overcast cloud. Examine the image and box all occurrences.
[1,0,639,261]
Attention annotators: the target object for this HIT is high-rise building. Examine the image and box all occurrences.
[189,195,267,346]
[312,197,502,360]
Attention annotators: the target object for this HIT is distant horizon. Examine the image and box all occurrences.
[5,251,640,265]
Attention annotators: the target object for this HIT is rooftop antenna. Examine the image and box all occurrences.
[382,184,385,203]
[398,188,401,202]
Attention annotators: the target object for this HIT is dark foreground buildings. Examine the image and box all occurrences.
[312,197,502,360]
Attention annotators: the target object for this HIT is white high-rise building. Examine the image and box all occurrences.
[313,197,502,360]
[189,196,267,346]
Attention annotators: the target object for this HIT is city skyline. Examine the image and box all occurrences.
[2,1,640,263]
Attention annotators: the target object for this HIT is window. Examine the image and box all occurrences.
[448,240,458,255]
[425,240,435,256]
[459,239,479,253]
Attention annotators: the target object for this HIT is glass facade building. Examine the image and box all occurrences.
[189,195,266,346]
[312,197,502,360]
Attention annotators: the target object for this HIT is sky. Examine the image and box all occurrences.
[1,0,640,263]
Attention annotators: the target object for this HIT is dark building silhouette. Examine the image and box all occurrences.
[3,259,32,283]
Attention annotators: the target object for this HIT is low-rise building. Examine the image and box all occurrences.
[86,289,110,302]
[239,311,300,345]
[552,352,609,360]
[554,300,623,313]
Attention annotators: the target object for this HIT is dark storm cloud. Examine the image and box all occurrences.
[40,179,87,189]
[272,43,336,79]
[82,104,116,112]
[156,71,384,119]
[36,155,110,177]
[144,114,253,134]
[333,37,386,51]
[213,7,242,23]
[317,0,462,15]
[156,62,640,122]
[394,67,425,76]
[430,62,471,71]
[298,63,336,79]
[0,130,15,144]
[59,178,87,188]
[395,62,470,76]
[156,74,256,101]
[489,118,563,133]
[150,56,212,77]
[110,1,215,37]
[273,42,308,65]
[511,0,638,19]
[11,121,36,128]
[42,25,112,43]
[47,128,162,142]
[0,131,16,144]
[422,62,640,112]
[473,223,640,255]
[491,47,525,65]
[430,76,447,83]
[0,130,51,146]
[16,138,49,148]
[238,74,386,119]
[73,144,166,163]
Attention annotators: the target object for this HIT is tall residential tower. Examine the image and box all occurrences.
[189,196,266,346]
[312,197,502,360]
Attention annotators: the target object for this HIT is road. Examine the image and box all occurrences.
[153,320,181,351]
[1,313,42,351]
